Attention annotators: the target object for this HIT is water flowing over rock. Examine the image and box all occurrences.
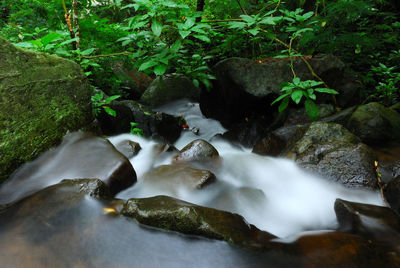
[0,132,136,204]
[292,122,378,188]
[121,195,276,250]
[173,139,220,165]
[97,99,182,143]
[140,75,200,107]
[346,102,400,145]
[0,37,92,183]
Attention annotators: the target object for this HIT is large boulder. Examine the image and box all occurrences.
[0,132,136,204]
[200,55,348,127]
[121,195,275,250]
[0,37,93,183]
[292,122,378,188]
[140,75,200,107]
[346,102,400,145]
[98,99,182,143]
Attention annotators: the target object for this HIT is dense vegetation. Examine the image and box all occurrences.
[1,0,399,118]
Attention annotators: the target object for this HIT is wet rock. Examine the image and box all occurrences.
[384,176,400,215]
[346,102,400,145]
[58,178,112,199]
[114,140,142,158]
[252,133,286,156]
[97,99,181,143]
[174,139,220,165]
[0,37,93,183]
[292,122,378,188]
[200,55,345,127]
[140,165,216,194]
[321,106,358,126]
[0,132,136,204]
[334,198,400,248]
[121,195,276,249]
[140,75,200,107]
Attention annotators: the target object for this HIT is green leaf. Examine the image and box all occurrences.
[41,32,62,47]
[184,17,196,29]
[228,22,247,29]
[170,40,182,53]
[151,20,163,37]
[314,88,339,94]
[139,60,158,71]
[81,48,96,56]
[103,107,117,117]
[260,16,276,25]
[291,90,303,104]
[292,77,301,85]
[192,79,200,88]
[305,99,319,120]
[278,97,289,112]
[154,65,167,76]
[309,93,316,100]
[179,30,191,39]
[240,15,256,25]
[193,35,210,42]
[105,95,121,104]
[271,93,290,105]
[248,28,260,36]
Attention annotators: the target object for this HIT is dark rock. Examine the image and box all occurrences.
[346,102,400,145]
[292,122,378,188]
[114,140,142,158]
[121,195,276,249]
[98,99,182,143]
[200,55,346,127]
[284,104,335,126]
[384,176,400,215]
[173,139,220,165]
[140,75,200,107]
[0,37,93,183]
[0,132,136,204]
[252,133,286,156]
[391,102,400,113]
[321,106,358,126]
[58,178,112,199]
[334,198,400,248]
[335,73,362,108]
[140,165,216,193]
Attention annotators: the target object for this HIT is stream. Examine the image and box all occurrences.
[0,99,388,267]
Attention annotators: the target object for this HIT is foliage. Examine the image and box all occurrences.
[271,78,339,120]
[91,92,120,117]
[130,122,144,136]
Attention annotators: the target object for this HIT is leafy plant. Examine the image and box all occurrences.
[368,63,400,104]
[271,77,339,120]
[130,122,144,136]
[91,92,121,117]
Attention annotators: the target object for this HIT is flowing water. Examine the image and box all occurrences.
[0,99,387,267]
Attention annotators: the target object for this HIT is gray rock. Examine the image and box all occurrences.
[114,140,142,158]
[173,139,220,165]
[384,176,400,215]
[0,37,92,183]
[292,122,378,188]
[140,75,200,107]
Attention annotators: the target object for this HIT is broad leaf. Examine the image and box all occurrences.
[41,32,62,47]
[314,88,339,94]
[193,35,210,42]
[154,65,167,76]
[248,28,260,36]
[278,97,289,112]
[139,60,158,71]
[305,99,319,120]
[291,90,303,104]
[271,93,290,105]
[179,30,191,39]
[81,48,96,56]
[170,40,182,53]
[151,20,163,37]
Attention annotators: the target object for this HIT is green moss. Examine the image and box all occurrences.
[0,37,92,183]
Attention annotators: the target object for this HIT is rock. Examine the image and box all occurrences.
[98,100,182,143]
[346,102,400,145]
[0,132,136,204]
[252,133,286,156]
[121,195,276,249]
[292,122,378,188]
[384,176,400,215]
[114,140,142,158]
[0,37,93,183]
[58,178,112,199]
[284,104,335,126]
[334,198,400,248]
[173,139,220,165]
[140,165,216,194]
[140,75,200,107]
[391,102,400,113]
[321,106,358,126]
[200,55,346,127]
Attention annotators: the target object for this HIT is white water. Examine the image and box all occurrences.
[111,100,384,238]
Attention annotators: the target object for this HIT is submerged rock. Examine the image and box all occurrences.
[121,195,275,250]
[0,132,136,204]
[140,165,216,194]
[173,139,220,165]
[0,37,92,183]
[292,122,377,189]
[346,102,400,145]
[140,75,200,107]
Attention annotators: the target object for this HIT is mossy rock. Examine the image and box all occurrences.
[0,37,92,183]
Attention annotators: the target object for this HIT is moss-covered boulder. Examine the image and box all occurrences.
[121,195,275,250]
[346,102,400,145]
[0,37,92,183]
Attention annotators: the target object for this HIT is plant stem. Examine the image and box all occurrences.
[236,0,248,15]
